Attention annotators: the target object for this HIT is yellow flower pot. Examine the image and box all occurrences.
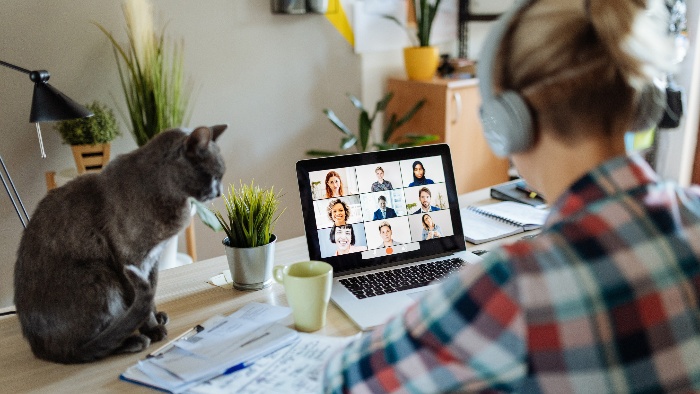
[403,46,439,81]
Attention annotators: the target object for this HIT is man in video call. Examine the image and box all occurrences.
[372,195,397,220]
[377,221,399,249]
[413,187,440,214]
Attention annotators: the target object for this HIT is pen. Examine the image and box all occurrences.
[516,183,542,199]
[147,324,204,358]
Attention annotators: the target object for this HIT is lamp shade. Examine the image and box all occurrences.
[29,82,93,123]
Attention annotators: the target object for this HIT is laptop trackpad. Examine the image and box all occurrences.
[406,289,430,300]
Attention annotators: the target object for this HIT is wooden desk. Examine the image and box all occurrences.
[0,188,513,392]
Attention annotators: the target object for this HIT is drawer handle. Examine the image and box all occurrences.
[452,92,462,124]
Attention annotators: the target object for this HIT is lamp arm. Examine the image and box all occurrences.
[0,60,31,74]
[0,60,50,84]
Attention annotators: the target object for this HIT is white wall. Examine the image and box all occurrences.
[0,0,363,308]
[657,1,700,185]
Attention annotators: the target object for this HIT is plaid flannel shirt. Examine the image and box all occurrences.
[324,154,700,393]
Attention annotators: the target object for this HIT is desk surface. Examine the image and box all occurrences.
[0,187,518,392]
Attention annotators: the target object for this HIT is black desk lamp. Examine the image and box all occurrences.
[0,60,93,227]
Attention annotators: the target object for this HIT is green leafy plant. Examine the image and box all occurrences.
[306,92,437,157]
[385,0,443,47]
[54,101,120,145]
[94,0,192,147]
[212,181,285,248]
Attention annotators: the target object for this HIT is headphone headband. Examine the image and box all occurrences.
[477,0,536,157]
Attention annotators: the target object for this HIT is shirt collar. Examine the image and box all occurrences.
[546,153,659,225]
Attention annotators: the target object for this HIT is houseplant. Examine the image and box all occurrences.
[386,0,443,80]
[95,0,192,147]
[306,92,437,157]
[54,101,120,174]
[96,0,211,264]
[213,181,285,290]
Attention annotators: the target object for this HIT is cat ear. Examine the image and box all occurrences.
[185,127,212,155]
[210,124,227,141]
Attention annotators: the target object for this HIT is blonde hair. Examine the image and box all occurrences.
[495,0,673,140]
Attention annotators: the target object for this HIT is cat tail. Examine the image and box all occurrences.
[77,264,154,362]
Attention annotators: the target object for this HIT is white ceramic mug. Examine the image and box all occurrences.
[273,261,333,332]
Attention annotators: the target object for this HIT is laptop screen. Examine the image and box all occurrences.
[296,144,465,276]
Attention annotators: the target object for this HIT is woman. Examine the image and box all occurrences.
[330,224,367,256]
[326,199,350,227]
[324,170,344,198]
[370,166,393,192]
[420,214,442,240]
[325,0,700,392]
[408,160,434,186]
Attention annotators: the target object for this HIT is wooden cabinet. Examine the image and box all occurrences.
[385,77,509,194]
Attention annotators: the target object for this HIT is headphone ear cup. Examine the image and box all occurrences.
[630,83,665,131]
[480,91,535,157]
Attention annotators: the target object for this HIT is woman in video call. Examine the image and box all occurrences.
[324,170,344,198]
[370,166,393,192]
[330,224,367,256]
[408,160,435,186]
[420,214,442,240]
[324,0,700,392]
[327,199,350,227]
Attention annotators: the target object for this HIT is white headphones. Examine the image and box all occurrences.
[477,0,665,157]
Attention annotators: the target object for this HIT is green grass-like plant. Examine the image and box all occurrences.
[385,0,443,47]
[213,181,285,248]
[54,101,120,145]
[94,0,192,146]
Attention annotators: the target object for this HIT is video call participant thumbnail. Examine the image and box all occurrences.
[413,187,440,214]
[330,224,368,256]
[372,195,397,220]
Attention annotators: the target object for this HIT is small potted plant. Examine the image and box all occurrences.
[212,181,285,291]
[54,100,120,174]
[386,0,443,80]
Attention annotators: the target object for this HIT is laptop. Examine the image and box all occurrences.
[296,144,483,330]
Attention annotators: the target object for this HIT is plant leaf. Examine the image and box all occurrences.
[341,135,357,150]
[306,149,340,157]
[359,111,372,152]
[346,93,365,111]
[190,198,222,232]
[374,92,393,113]
[403,133,440,144]
[396,98,426,127]
[323,109,353,136]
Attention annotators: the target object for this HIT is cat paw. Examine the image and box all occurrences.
[155,311,169,325]
[142,324,168,342]
[117,334,151,354]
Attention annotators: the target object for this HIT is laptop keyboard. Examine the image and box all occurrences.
[339,258,465,299]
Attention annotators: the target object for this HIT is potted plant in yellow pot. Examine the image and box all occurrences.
[387,0,443,80]
[54,101,120,174]
[213,181,285,291]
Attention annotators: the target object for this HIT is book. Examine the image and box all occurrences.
[461,201,549,244]
[490,179,548,209]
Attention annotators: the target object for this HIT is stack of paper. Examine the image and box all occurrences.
[121,303,299,393]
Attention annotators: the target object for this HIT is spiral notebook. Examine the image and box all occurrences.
[460,201,549,244]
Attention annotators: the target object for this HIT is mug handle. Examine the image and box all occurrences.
[273,265,286,284]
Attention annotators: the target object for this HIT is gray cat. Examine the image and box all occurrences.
[14,125,226,363]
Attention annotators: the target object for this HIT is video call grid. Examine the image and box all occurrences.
[309,157,454,257]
